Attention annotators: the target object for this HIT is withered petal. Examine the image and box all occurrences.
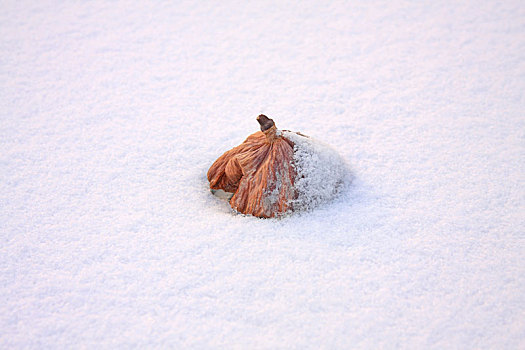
[208,130,297,218]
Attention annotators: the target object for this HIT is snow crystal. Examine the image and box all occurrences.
[284,131,350,213]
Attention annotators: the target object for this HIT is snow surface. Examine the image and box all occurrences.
[1,0,524,348]
[284,130,349,213]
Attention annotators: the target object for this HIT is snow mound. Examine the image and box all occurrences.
[283,131,349,213]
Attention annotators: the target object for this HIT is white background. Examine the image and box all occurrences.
[1,1,524,348]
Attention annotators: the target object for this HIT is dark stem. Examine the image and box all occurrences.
[257,114,275,131]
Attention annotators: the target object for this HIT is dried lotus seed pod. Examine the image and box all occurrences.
[207,115,347,218]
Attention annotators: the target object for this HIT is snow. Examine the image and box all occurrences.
[1,0,524,348]
[284,130,349,213]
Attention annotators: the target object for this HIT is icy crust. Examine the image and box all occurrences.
[283,131,349,213]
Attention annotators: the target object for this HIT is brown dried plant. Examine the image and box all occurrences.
[207,115,297,218]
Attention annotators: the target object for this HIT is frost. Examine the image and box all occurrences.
[283,131,349,212]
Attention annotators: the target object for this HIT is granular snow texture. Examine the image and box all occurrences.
[1,1,524,348]
[284,130,349,213]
